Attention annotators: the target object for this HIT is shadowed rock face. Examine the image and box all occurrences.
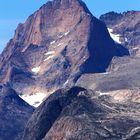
[81,19,129,74]
[0,84,34,140]
[0,0,129,99]
[100,11,140,56]
[22,87,140,140]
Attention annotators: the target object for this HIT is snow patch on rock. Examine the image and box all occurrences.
[20,92,46,107]
[58,34,63,39]
[132,47,139,50]
[64,80,69,86]
[97,91,110,96]
[44,51,55,61]
[125,37,128,42]
[101,72,110,75]
[57,43,64,47]
[44,55,54,61]
[50,41,56,45]
[45,51,55,56]
[31,66,40,73]
[108,28,122,44]
[64,31,70,36]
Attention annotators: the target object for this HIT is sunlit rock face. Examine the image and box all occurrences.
[0,0,129,106]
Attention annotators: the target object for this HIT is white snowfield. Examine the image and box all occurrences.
[31,66,40,73]
[108,28,122,44]
[20,92,47,107]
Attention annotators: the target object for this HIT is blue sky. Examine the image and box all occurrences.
[0,0,140,53]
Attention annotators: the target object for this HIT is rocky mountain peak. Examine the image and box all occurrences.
[0,0,128,108]
[100,11,140,56]
[0,0,92,65]
[13,0,91,48]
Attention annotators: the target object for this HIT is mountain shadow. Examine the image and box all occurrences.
[82,18,129,74]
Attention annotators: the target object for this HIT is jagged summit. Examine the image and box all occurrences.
[100,10,140,56]
[1,0,93,62]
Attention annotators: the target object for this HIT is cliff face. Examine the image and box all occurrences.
[0,0,129,107]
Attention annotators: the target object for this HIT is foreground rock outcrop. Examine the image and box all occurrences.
[22,87,140,140]
[0,84,34,140]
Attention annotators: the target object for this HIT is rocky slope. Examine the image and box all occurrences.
[22,87,140,140]
[100,11,140,56]
[0,84,34,140]
[0,0,129,107]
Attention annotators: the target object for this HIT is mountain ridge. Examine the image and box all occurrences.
[100,10,140,56]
